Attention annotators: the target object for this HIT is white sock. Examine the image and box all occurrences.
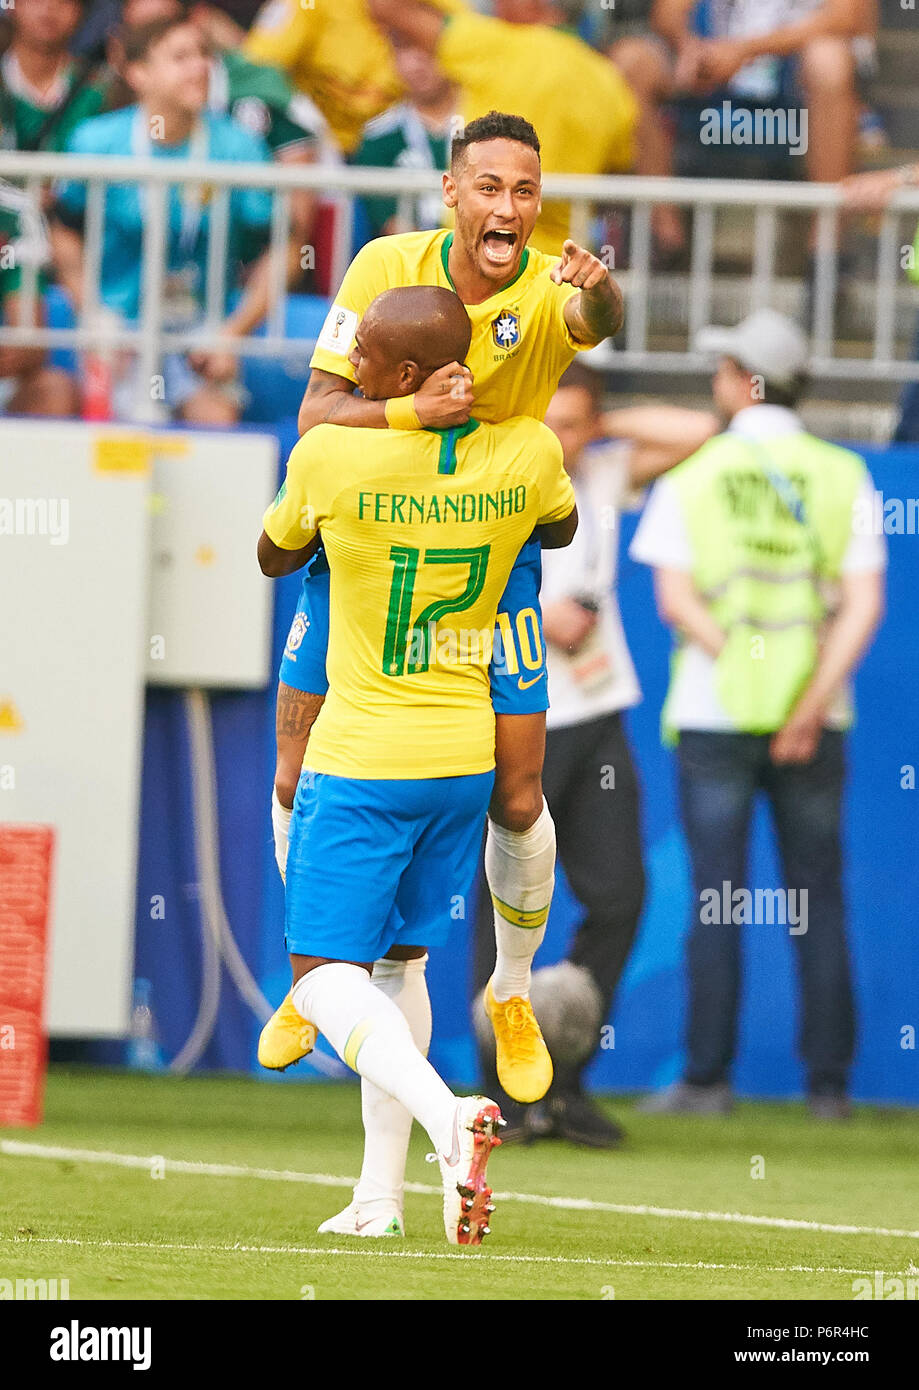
[271,789,292,883]
[353,955,431,1209]
[291,963,456,1155]
[486,798,555,1002]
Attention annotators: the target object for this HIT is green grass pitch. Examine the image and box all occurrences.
[1,1067,918,1301]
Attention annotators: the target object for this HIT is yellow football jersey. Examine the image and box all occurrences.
[310,229,585,424]
[263,417,575,779]
[437,12,638,254]
[244,0,463,155]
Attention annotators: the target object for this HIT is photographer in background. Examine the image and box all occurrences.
[473,362,718,1147]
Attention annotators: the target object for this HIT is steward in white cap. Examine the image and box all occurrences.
[629,309,885,1119]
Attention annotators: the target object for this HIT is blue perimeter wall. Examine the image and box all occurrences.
[130,433,919,1104]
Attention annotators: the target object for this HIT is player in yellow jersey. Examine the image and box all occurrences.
[368,0,637,254]
[244,0,463,155]
[263,112,621,1236]
[259,286,577,1244]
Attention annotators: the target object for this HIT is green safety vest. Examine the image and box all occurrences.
[664,428,866,739]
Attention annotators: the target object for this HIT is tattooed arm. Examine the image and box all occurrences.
[276,682,325,745]
[297,364,475,436]
[298,368,386,435]
[556,241,625,346]
[275,683,325,807]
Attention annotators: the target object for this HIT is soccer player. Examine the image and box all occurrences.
[258,285,577,1244]
[261,111,621,1232]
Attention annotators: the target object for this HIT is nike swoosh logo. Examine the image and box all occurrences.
[517,673,546,691]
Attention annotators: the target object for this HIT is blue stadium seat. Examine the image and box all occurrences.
[240,294,331,424]
[44,284,78,375]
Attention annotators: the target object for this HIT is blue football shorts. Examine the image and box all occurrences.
[284,767,495,962]
[278,537,549,716]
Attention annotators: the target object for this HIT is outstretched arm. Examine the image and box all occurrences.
[556,241,624,345]
[602,405,720,485]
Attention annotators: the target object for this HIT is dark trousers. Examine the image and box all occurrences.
[474,710,645,1094]
[677,730,855,1096]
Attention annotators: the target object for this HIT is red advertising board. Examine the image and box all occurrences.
[0,825,55,1127]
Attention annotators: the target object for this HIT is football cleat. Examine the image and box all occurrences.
[257,991,317,1071]
[317,1201,405,1238]
[484,979,553,1103]
[436,1096,503,1246]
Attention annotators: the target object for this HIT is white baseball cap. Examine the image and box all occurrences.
[695,308,810,390]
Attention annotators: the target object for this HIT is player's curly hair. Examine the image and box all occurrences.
[451,111,541,169]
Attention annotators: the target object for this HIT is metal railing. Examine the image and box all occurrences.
[2,150,919,421]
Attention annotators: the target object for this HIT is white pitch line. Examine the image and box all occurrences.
[0,1235,612,1268]
[4,1139,918,1242]
[0,1234,900,1279]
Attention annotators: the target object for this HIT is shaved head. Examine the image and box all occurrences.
[360,286,472,376]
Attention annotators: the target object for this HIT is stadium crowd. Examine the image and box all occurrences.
[0,0,899,1152]
[1,0,914,428]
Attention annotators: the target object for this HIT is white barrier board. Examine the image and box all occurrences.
[145,431,277,688]
[0,421,150,1035]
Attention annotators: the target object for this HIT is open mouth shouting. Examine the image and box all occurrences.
[481,227,519,268]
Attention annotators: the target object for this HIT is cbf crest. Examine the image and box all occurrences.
[284,612,310,661]
[492,310,521,350]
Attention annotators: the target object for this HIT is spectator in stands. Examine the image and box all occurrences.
[243,0,461,158]
[367,0,638,256]
[842,160,919,444]
[0,180,79,414]
[107,0,321,293]
[0,0,99,415]
[51,15,273,423]
[630,308,885,1120]
[74,0,253,53]
[610,0,878,257]
[352,33,458,239]
[0,0,109,151]
[473,363,718,1147]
